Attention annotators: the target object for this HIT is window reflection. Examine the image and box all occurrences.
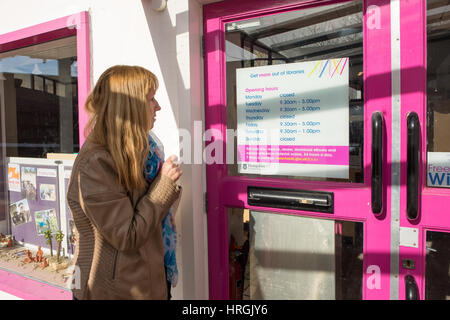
[228,208,363,300]
[0,36,79,158]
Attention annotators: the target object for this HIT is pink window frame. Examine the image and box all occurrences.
[0,11,91,147]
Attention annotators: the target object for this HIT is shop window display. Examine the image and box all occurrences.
[0,36,78,291]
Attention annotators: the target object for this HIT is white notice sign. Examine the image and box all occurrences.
[236,58,349,178]
[37,168,57,178]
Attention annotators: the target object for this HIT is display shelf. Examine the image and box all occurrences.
[0,265,71,300]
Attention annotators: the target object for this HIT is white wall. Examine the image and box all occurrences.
[0,0,209,299]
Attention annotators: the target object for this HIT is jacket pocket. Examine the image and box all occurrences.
[112,250,119,280]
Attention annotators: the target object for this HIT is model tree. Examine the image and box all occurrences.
[55,230,65,263]
[44,230,53,257]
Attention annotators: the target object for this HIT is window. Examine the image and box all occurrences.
[0,36,79,158]
[225,1,364,182]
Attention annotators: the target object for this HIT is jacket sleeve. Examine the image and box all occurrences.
[78,153,181,252]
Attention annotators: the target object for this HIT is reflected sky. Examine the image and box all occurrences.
[0,55,77,77]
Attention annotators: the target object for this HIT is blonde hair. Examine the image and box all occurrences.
[84,65,159,191]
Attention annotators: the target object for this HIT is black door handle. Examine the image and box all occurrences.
[406,112,420,221]
[371,112,383,214]
[405,275,419,300]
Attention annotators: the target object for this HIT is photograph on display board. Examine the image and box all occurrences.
[8,163,21,192]
[9,199,32,226]
[39,184,56,201]
[21,167,37,201]
[34,209,59,235]
[69,219,77,244]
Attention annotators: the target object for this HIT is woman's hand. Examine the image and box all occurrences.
[161,155,183,182]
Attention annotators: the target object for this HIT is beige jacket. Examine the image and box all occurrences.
[67,140,181,300]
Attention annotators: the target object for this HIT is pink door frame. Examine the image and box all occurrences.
[0,11,91,147]
[204,0,393,299]
[399,0,450,300]
[0,12,91,300]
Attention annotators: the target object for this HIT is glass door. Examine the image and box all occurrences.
[399,0,450,300]
[204,0,393,299]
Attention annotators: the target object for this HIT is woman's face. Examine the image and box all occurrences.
[147,90,161,129]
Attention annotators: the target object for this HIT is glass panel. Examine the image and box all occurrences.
[425,231,450,300]
[0,36,79,158]
[228,208,363,300]
[225,1,364,182]
[427,1,450,187]
[0,36,78,288]
[34,75,44,92]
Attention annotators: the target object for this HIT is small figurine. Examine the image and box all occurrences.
[23,250,33,263]
[34,246,43,263]
[0,234,11,248]
[40,257,48,269]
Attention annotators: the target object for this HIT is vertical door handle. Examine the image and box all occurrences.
[371,112,383,214]
[406,112,420,221]
[405,275,419,300]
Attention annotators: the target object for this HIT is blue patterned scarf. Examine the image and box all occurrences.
[144,132,178,287]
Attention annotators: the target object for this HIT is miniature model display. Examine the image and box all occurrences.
[0,233,72,287]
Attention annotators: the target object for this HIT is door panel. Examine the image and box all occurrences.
[204,0,392,299]
[400,0,450,300]
[228,208,364,300]
[425,230,450,299]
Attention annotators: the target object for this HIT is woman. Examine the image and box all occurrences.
[67,65,182,300]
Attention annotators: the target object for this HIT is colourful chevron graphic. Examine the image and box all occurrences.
[308,58,348,79]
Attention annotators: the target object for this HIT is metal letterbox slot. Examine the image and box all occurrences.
[247,187,334,213]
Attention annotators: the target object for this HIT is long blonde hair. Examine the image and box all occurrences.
[84,65,159,191]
